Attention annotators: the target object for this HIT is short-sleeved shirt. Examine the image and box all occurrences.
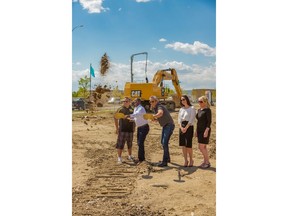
[153,103,174,127]
[117,106,134,132]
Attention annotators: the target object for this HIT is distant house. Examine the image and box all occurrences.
[191,89,216,103]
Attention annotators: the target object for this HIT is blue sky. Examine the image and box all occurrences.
[72,0,216,92]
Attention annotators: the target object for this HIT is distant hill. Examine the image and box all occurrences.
[182,90,192,94]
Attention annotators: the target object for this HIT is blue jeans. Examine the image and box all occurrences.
[161,123,175,163]
[137,124,149,161]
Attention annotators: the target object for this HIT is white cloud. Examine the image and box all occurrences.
[72,60,216,91]
[136,0,151,2]
[73,62,81,65]
[118,8,122,11]
[180,63,216,89]
[159,38,167,42]
[165,41,216,57]
[79,0,109,14]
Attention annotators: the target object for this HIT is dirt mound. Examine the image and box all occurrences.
[88,85,112,108]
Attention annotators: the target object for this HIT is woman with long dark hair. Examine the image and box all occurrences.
[178,95,196,167]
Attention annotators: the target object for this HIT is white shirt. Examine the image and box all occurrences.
[130,104,148,128]
[178,106,196,126]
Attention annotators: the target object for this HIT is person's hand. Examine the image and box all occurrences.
[204,130,208,138]
[151,118,158,123]
[181,127,187,134]
[115,128,119,134]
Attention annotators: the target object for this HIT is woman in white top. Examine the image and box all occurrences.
[178,95,196,167]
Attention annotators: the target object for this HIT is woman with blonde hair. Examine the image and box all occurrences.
[195,95,212,168]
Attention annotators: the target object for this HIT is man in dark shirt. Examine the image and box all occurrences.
[114,97,135,164]
[150,96,175,167]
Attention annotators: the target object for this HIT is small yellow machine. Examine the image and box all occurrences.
[124,67,182,111]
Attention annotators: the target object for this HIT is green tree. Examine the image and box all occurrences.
[72,91,79,97]
[78,75,90,98]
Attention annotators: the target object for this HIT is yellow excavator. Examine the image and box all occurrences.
[123,53,182,111]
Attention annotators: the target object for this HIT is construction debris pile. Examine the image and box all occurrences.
[89,84,112,109]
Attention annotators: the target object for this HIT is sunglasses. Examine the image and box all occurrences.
[149,100,155,103]
[123,101,129,103]
[198,100,204,103]
[181,99,186,101]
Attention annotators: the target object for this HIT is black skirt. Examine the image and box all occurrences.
[197,128,211,144]
[179,121,194,148]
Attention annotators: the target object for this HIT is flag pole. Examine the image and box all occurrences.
[90,63,92,101]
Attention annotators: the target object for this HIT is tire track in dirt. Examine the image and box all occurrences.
[72,132,166,215]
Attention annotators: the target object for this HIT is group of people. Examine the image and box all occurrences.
[114,95,212,169]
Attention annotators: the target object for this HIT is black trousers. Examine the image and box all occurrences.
[137,124,149,161]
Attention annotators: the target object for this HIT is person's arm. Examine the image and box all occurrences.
[178,113,183,131]
[153,107,164,119]
[206,108,212,128]
[203,109,212,137]
[194,109,198,137]
[114,117,119,134]
[178,109,188,133]
[130,106,145,118]
[114,107,121,134]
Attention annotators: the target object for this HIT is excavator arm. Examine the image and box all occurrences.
[152,68,182,98]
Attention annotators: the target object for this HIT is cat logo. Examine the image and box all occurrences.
[131,90,142,97]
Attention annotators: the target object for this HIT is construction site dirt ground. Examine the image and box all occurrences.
[72,104,216,216]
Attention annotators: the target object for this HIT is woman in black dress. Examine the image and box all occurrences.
[195,96,212,168]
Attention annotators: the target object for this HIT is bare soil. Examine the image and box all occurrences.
[72,104,216,216]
